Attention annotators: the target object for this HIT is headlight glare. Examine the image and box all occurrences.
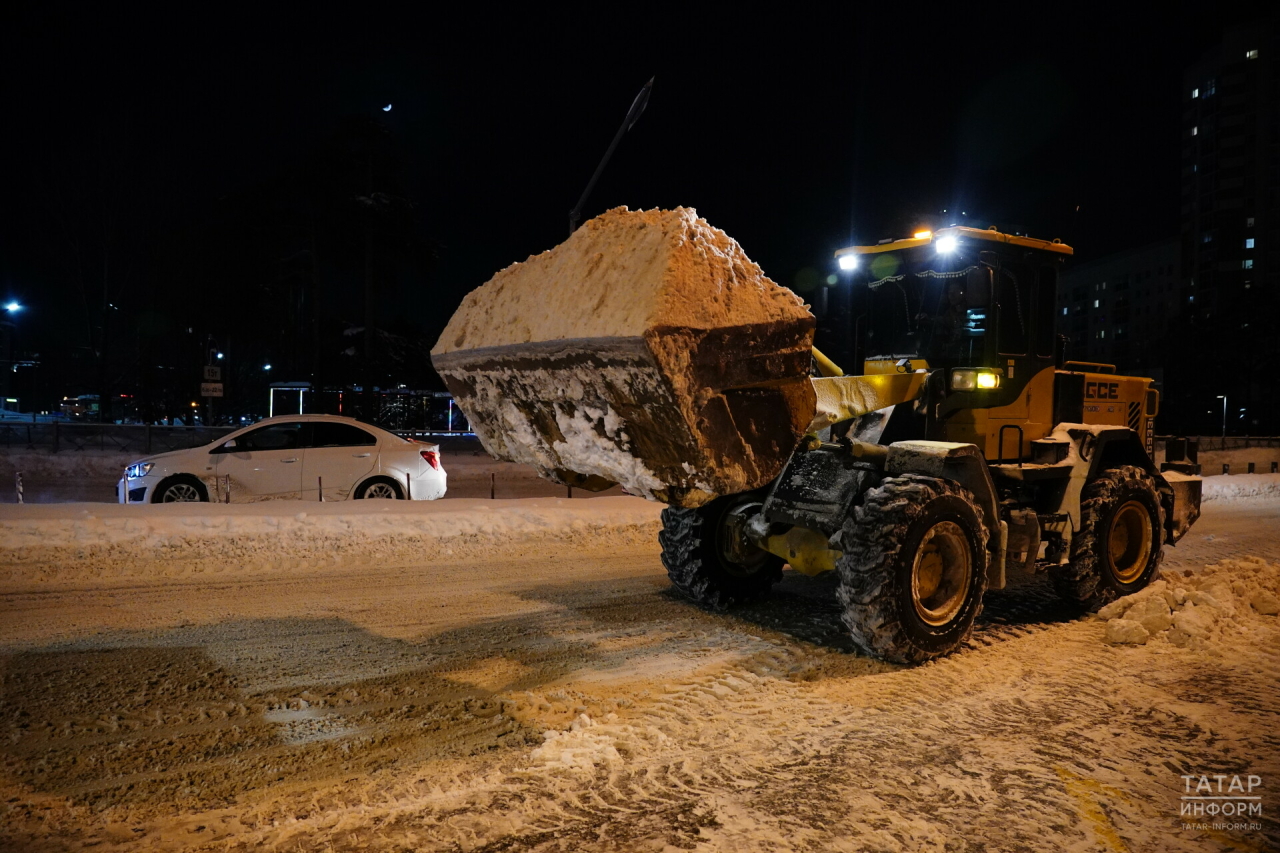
[951,368,1001,391]
[126,462,154,479]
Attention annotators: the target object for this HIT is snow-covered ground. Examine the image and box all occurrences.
[0,490,1277,851]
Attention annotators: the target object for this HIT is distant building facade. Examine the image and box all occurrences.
[1057,239,1181,380]
[1174,18,1280,434]
[1181,18,1278,313]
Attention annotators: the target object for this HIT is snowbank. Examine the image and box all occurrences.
[1098,556,1280,649]
[0,497,664,586]
[1200,472,1280,501]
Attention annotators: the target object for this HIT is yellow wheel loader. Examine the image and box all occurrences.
[431,207,1202,663]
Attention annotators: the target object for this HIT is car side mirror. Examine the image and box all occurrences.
[216,439,237,453]
[966,267,992,308]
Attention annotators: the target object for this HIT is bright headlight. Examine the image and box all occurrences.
[837,253,858,271]
[936,235,959,254]
[951,368,1001,391]
[126,462,154,479]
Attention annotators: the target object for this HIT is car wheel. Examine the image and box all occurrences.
[356,478,403,500]
[152,475,209,503]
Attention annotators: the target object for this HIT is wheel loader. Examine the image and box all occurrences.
[431,207,1202,663]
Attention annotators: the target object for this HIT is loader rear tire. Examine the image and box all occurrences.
[836,475,988,664]
[1050,465,1163,609]
[660,493,783,609]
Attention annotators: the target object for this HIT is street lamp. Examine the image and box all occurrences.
[4,302,21,313]
[1217,395,1227,443]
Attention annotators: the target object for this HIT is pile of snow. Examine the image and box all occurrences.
[1099,556,1280,649]
[0,497,663,585]
[530,712,673,772]
[1201,472,1280,502]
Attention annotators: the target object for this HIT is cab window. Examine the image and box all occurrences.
[237,422,304,451]
[308,422,377,448]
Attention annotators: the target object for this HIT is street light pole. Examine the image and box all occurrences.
[568,77,654,236]
[1217,395,1227,445]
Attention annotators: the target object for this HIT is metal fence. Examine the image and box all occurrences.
[1154,436,1280,454]
[0,423,240,455]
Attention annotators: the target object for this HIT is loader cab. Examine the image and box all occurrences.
[836,227,1073,459]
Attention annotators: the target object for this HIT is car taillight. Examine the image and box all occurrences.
[421,449,440,470]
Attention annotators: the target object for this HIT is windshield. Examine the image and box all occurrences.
[862,260,990,367]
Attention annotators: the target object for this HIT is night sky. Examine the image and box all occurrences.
[0,4,1247,397]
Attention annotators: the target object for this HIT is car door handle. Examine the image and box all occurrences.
[352,453,371,458]
[282,457,299,463]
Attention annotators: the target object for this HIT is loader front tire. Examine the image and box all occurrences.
[836,475,988,664]
[660,493,783,609]
[1050,465,1163,609]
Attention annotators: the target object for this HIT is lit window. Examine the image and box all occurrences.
[1099,330,1106,339]
[1093,299,1100,308]
[1203,233,1213,243]
[1247,217,1255,227]
[1245,238,1255,248]
[1246,49,1258,60]
[1243,259,1254,269]
[1191,126,1198,136]
[1191,87,1199,98]
[1189,295,1196,303]
[1062,307,1068,316]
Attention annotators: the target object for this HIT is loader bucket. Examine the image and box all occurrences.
[431,207,817,506]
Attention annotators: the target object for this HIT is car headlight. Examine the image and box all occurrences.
[950,368,1002,391]
[126,462,154,479]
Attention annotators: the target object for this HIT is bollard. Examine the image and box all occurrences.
[405,472,412,500]
[15,472,22,504]
[1223,463,1230,475]
[1249,462,1256,474]
[318,476,324,501]
[567,484,573,499]
[490,472,495,499]
[1273,461,1278,474]
[224,476,231,504]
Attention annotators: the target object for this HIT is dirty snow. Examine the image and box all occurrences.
[1099,556,1280,649]
[0,493,1277,851]
[0,497,663,584]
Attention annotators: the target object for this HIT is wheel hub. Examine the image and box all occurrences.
[911,521,972,626]
[163,483,201,502]
[719,502,770,577]
[1108,500,1152,583]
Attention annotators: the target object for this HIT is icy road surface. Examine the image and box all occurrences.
[0,493,1277,851]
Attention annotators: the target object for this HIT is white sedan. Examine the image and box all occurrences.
[118,414,447,503]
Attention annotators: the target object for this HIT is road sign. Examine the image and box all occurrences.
[203,365,222,381]
[200,382,224,398]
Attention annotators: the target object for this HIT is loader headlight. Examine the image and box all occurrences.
[126,462,154,479]
[936,235,959,254]
[950,368,1001,391]
[837,253,858,271]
